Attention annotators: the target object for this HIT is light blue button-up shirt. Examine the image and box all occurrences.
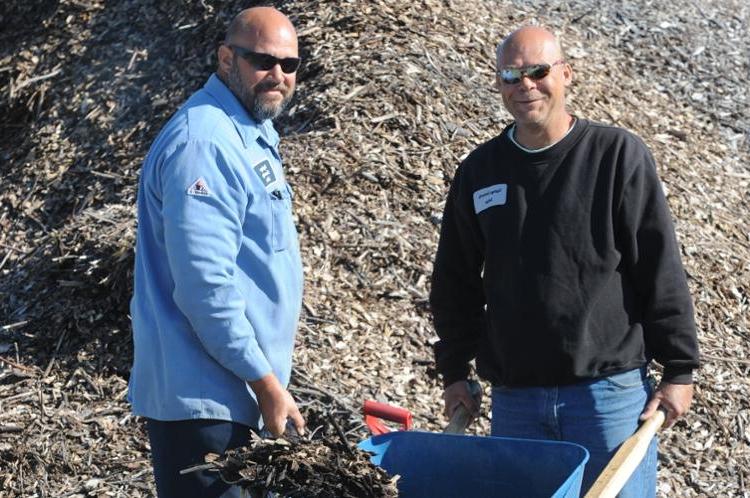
[128,74,303,428]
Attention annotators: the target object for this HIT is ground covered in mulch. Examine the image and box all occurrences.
[1,0,748,496]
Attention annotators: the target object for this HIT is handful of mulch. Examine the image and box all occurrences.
[182,433,399,498]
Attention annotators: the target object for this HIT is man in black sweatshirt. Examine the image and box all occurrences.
[429,25,699,496]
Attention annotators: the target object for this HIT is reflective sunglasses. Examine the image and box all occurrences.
[497,60,565,85]
[229,45,301,74]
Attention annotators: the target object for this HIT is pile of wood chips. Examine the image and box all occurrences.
[1,0,748,496]
[183,434,398,498]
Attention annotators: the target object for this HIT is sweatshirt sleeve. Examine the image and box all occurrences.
[617,139,700,384]
[159,140,273,382]
[429,165,487,387]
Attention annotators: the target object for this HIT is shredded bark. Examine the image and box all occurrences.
[1,0,748,496]
[181,433,398,498]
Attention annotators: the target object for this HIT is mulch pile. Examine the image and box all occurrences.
[1,0,748,496]
[182,433,398,498]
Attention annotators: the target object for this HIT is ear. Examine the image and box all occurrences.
[494,74,503,91]
[217,44,234,78]
[562,62,573,87]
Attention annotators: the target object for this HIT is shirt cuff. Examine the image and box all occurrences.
[441,365,471,389]
[662,366,694,384]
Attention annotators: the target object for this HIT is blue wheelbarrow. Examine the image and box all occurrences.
[358,391,666,498]
[358,397,588,498]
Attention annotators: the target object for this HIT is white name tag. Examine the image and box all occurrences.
[473,184,508,214]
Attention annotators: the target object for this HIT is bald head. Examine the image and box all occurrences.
[225,6,297,50]
[496,26,564,66]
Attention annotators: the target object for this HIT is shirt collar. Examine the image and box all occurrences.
[203,73,280,150]
[508,118,577,154]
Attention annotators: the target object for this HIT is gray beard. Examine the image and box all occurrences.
[227,62,292,122]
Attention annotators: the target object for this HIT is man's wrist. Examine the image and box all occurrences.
[248,372,282,396]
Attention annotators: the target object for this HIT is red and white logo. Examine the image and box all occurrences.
[187,177,211,197]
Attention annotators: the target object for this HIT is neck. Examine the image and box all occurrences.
[514,113,574,149]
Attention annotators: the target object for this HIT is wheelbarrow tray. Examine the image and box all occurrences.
[359,431,589,498]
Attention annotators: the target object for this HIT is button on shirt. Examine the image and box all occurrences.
[128,74,303,428]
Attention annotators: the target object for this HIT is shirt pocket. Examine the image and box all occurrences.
[269,184,294,252]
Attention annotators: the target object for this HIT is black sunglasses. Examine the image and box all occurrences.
[497,60,565,85]
[229,45,301,74]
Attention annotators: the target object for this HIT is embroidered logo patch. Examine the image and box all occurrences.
[253,160,276,187]
[187,177,211,197]
[473,183,508,214]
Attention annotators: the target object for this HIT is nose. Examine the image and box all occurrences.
[267,63,285,82]
[518,74,537,90]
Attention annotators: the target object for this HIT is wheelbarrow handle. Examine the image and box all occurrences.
[363,399,413,435]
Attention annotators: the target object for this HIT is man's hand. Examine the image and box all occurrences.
[443,380,481,420]
[640,382,694,429]
[249,373,305,437]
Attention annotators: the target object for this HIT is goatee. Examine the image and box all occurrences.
[227,63,293,122]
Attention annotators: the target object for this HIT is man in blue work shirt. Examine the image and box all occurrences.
[128,7,305,497]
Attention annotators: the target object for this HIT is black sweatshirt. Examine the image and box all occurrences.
[430,119,699,388]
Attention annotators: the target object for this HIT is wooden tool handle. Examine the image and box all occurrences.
[443,380,482,434]
[584,408,666,498]
[444,404,473,434]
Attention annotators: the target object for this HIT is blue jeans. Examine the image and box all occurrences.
[491,368,657,497]
[145,418,252,498]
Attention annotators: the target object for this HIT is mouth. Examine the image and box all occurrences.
[514,99,543,110]
[256,83,286,94]
[255,89,285,105]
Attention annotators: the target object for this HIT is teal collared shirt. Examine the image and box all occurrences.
[128,74,303,428]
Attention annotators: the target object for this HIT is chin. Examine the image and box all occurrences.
[252,88,293,121]
[515,114,545,127]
